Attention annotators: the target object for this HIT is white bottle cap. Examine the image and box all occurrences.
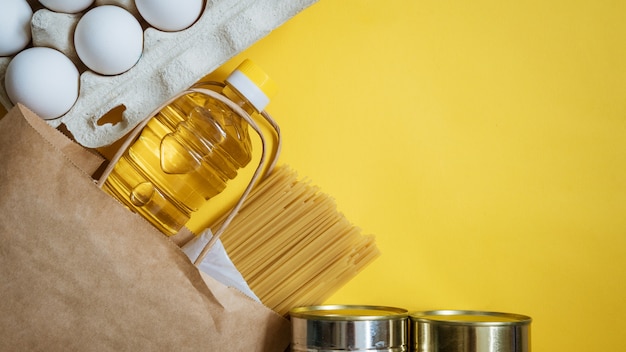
[225,59,277,112]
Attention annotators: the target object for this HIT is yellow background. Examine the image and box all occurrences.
[212,1,626,351]
[2,0,624,350]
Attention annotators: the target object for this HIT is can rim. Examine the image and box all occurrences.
[290,305,409,321]
[409,310,532,326]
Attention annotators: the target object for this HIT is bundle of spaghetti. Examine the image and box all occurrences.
[215,164,380,315]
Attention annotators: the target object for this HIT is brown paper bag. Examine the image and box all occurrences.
[0,104,290,351]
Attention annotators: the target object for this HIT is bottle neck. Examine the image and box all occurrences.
[222,85,258,116]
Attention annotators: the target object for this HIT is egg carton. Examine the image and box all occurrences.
[0,0,317,148]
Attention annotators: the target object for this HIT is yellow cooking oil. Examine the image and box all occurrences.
[103,59,277,235]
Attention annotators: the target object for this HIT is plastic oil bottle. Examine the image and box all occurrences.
[103,59,277,236]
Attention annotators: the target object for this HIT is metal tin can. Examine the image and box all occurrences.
[410,310,532,352]
[290,305,409,351]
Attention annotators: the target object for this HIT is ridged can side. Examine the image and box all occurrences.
[410,310,532,352]
[290,305,409,351]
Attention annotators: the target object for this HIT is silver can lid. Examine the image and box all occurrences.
[291,304,409,321]
[410,310,532,326]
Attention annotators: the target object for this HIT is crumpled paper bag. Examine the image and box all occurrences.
[0,104,290,351]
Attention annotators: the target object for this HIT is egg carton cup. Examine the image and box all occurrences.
[0,0,317,148]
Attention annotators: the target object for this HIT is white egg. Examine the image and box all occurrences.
[38,0,94,13]
[74,5,143,76]
[4,47,80,120]
[0,0,33,57]
[136,0,204,32]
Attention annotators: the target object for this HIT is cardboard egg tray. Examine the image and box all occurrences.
[0,0,317,148]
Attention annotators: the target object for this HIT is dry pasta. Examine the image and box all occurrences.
[213,165,380,316]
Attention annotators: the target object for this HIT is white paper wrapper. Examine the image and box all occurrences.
[181,229,260,302]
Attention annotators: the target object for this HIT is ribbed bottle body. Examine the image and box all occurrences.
[103,92,252,235]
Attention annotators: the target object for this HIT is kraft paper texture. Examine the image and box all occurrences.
[0,104,290,351]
